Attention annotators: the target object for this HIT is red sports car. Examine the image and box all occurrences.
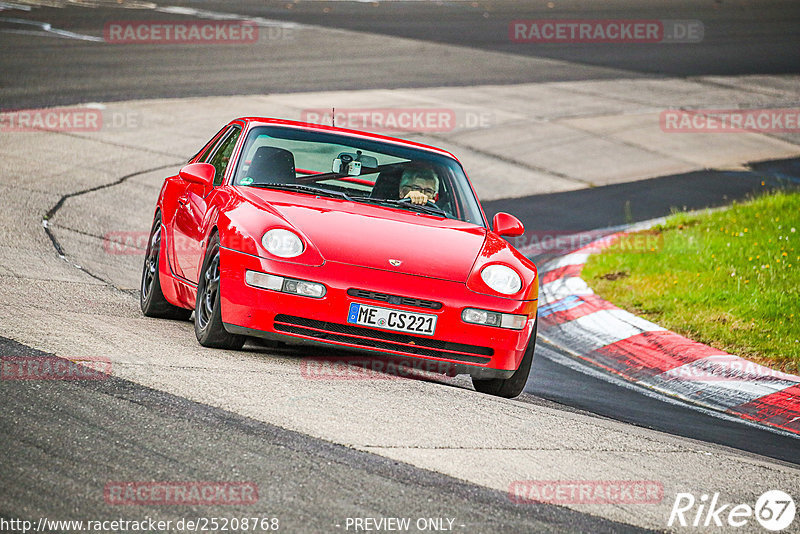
[140,118,539,397]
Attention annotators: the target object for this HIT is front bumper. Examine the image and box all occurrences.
[219,247,538,378]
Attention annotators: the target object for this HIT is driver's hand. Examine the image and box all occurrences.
[404,190,430,205]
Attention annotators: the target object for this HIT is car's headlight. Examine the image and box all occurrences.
[262,229,304,258]
[245,270,326,298]
[480,264,522,295]
[462,308,526,330]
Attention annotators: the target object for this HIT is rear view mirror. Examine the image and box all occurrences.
[492,212,525,237]
[179,163,215,186]
[332,152,379,176]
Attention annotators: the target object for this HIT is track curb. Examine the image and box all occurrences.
[535,231,800,437]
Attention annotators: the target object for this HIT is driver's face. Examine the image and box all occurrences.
[399,177,437,198]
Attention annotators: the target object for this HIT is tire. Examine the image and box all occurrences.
[472,317,537,398]
[140,213,192,320]
[194,233,246,349]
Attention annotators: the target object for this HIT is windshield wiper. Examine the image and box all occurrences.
[246,183,353,201]
[352,197,449,218]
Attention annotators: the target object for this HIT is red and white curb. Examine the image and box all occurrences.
[536,234,800,436]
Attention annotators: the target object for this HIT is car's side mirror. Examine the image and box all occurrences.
[492,212,525,237]
[179,163,215,186]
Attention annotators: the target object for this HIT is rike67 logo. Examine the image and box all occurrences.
[669,490,795,531]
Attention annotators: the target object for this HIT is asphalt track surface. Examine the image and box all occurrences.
[531,340,800,466]
[483,158,800,233]
[2,1,800,531]
[2,0,799,108]
[0,336,644,533]
[195,0,800,76]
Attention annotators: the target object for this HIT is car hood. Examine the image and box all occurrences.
[240,189,488,282]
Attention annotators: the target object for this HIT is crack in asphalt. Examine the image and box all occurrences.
[42,162,182,286]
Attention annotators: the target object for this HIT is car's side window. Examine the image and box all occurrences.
[193,126,228,164]
[207,126,242,186]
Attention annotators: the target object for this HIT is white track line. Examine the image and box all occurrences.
[535,338,800,440]
[0,16,103,41]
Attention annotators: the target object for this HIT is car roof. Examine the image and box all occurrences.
[232,117,461,162]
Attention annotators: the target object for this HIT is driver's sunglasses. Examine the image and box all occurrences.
[408,185,436,196]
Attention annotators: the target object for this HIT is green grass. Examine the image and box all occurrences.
[582,190,800,372]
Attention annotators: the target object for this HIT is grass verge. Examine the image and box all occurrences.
[582,190,799,372]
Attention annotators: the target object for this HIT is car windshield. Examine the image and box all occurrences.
[232,125,486,226]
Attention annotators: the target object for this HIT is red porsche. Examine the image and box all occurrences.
[141,118,538,397]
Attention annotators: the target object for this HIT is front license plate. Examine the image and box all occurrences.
[347,303,437,336]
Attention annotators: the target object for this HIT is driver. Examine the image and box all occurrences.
[399,168,439,205]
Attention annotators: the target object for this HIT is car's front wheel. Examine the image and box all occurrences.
[140,213,192,320]
[472,318,537,398]
[195,233,246,350]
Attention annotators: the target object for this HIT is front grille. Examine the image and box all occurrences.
[346,289,443,310]
[273,314,492,364]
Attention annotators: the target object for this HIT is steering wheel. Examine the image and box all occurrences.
[397,197,437,206]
